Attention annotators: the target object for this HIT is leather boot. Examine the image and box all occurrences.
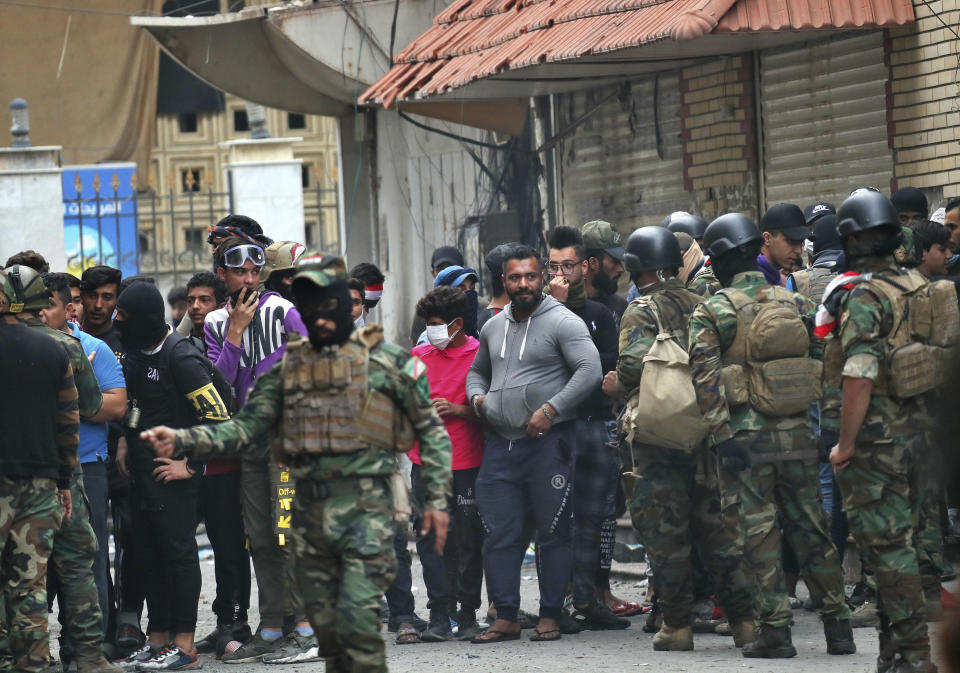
[652,624,693,651]
[729,620,756,648]
[823,617,856,655]
[741,624,797,658]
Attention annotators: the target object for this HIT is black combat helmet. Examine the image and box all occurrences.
[666,213,709,240]
[623,226,683,273]
[702,214,762,259]
[836,188,900,238]
[3,264,49,312]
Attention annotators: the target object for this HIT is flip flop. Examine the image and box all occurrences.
[610,601,644,617]
[395,626,421,644]
[471,629,521,644]
[529,628,562,642]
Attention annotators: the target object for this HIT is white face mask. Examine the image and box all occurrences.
[425,320,458,350]
[354,314,366,329]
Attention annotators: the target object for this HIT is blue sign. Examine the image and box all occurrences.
[62,163,139,277]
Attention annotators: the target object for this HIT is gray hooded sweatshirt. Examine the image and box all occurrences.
[466,294,602,440]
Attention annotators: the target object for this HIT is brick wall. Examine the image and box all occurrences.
[679,55,758,219]
[887,0,960,201]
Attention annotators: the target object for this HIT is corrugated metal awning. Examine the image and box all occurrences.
[360,0,914,107]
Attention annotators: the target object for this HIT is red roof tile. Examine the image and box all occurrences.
[360,0,913,107]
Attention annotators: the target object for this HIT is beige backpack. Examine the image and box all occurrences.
[718,287,822,417]
[620,297,709,452]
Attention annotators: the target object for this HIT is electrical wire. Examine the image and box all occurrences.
[398,111,505,150]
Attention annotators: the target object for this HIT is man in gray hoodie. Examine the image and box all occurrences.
[466,245,602,644]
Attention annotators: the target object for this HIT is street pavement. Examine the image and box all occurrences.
[51,538,951,673]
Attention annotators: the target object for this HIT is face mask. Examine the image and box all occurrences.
[425,320,458,350]
[295,281,354,349]
[115,282,169,351]
[354,314,366,329]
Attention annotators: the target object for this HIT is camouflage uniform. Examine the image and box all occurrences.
[0,334,79,672]
[833,255,932,664]
[687,271,849,630]
[618,279,754,630]
[5,316,106,669]
[169,325,452,673]
[687,264,720,298]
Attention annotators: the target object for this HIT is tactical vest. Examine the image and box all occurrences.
[718,286,822,417]
[791,267,836,303]
[857,270,960,399]
[280,330,416,456]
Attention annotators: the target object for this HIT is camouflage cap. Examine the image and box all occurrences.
[293,252,349,288]
[261,240,306,283]
[581,220,625,260]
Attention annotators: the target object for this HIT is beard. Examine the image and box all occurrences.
[507,285,543,313]
[593,267,620,295]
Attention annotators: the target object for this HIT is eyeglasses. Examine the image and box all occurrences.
[547,261,579,274]
[223,244,265,268]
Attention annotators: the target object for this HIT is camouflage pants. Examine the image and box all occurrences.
[0,476,61,673]
[722,431,849,629]
[293,477,396,673]
[911,434,943,601]
[47,469,104,664]
[623,444,754,629]
[834,437,929,664]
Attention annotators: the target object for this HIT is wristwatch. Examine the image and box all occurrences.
[471,394,485,418]
[541,403,556,421]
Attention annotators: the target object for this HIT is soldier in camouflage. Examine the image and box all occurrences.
[1,265,120,673]
[0,269,80,673]
[828,190,944,673]
[141,254,452,673]
[616,227,755,652]
[687,263,721,298]
[687,214,854,659]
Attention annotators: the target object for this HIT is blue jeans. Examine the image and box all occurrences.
[82,459,110,636]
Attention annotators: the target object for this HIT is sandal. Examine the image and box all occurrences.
[395,626,421,644]
[529,628,562,642]
[609,601,644,617]
[471,629,521,644]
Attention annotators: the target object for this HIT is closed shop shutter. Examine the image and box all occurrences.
[760,31,893,210]
[557,72,692,239]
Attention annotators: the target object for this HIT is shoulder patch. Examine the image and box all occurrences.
[404,356,427,380]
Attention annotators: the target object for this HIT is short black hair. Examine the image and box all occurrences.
[6,250,49,273]
[215,214,262,237]
[548,226,586,261]
[167,285,188,305]
[347,277,366,296]
[910,220,951,252]
[80,265,122,293]
[501,245,540,273]
[350,262,385,286]
[946,199,960,216]
[187,271,227,305]
[416,286,466,324]
[120,275,156,292]
[42,272,76,307]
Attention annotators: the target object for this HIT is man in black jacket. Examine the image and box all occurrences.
[547,227,629,630]
[0,271,80,673]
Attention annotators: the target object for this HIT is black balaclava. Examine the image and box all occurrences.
[293,279,354,349]
[265,268,296,301]
[891,187,929,218]
[711,243,762,287]
[115,281,169,351]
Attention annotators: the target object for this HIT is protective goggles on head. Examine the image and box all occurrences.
[223,244,266,268]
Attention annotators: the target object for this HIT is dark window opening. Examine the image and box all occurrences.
[139,232,151,254]
[301,164,311,189]
[234,109,249,132]
[178,112,198,133]
[288,113,306,130]
[185,228,205,251]
[180,168,203,193]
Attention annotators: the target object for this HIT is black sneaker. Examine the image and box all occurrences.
[557,611,583,635]
[195,626,231,655]
[573,602,631,631]
[231,622,252,645]
[420,612,453,643]
[456,611,482,641]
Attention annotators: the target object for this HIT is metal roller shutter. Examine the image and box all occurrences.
[557,72,692,239]
[760,31,894,210]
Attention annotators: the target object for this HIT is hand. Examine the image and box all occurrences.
[59,489,73,521]
[140,426,178,458]
[830,443,855,470]
[715,438,750,474]
[87,350,97,363]
[153,457,195,483]
[421,509,450,554]
[116,436,129,478]
[601,371,620,398]
[433,398,469,419]
[226,290,259,341]
[549,276,570,303]
[525,405,554,439]
[818,429,839,463]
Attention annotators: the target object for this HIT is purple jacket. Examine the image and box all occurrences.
[756,253,782,286]
[203,292,307,407]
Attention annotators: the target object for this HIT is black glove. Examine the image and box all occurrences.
[715,438,751,474]
[818,429,839,463]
